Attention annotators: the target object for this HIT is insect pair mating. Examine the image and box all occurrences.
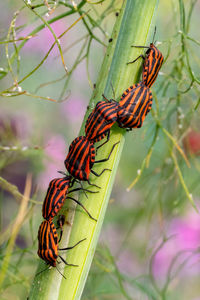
[37,29,164,277]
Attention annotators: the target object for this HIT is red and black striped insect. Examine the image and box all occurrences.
[128,29,164,88]
[85,100,119,149]
[42,176,97,221]
[117,82,152,129]
[37,219,85,277]
[64,136,118,183]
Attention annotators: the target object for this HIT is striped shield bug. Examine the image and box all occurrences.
[85,100,119,150]
[128,28,164,88]
[37,220,59,267]
[37,219,86,278]
[42,176,97,221]
[64,136,119,184]
[117,82,152,129]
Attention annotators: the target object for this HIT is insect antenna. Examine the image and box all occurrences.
[57,170,68,176]
[36,265,50,277]
[152,26,157,44]
[68,187,98,195]
[102,94,109,102]
[110,82,116,100]
[56,265,66,279]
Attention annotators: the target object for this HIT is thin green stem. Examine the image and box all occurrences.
[23,1,68,74]
[9,0,87,65]
[171,151,197,211]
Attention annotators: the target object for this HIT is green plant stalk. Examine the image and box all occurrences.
[29,0,159,299]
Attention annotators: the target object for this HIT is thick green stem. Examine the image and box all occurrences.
[29,0,159,299]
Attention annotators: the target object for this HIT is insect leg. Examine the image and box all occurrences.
[96,131,110,153]
[59,238,86,251]
[87,180,101,189]
[94,142,119,163]
[57,215,65,243]
[91,168,111,177]
[127,54,145,65]
[58,255,78,267]
[67,197,97,221]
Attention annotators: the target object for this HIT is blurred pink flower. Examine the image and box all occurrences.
[170,213,200,249]
[117,249,139,276]
[38,134,67,188]
[45,135,66,160]
[72,62,89,83]
[61,97,86,123]
[153,210,200,278]
[100,224,138,276]
[100,224,124,251]
[19,19,66,55]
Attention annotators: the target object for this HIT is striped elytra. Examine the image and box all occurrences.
[42,177,71,221]
[64,136,118,183]
[64,136,95,181]
[85,100,119,143]
[37,220,58,267]
[117,82,152,129]
[37,220,86,271]
[42,176,97,221]
[142,43,164,88]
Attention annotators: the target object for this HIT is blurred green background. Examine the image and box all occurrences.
[0,0,200,299]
